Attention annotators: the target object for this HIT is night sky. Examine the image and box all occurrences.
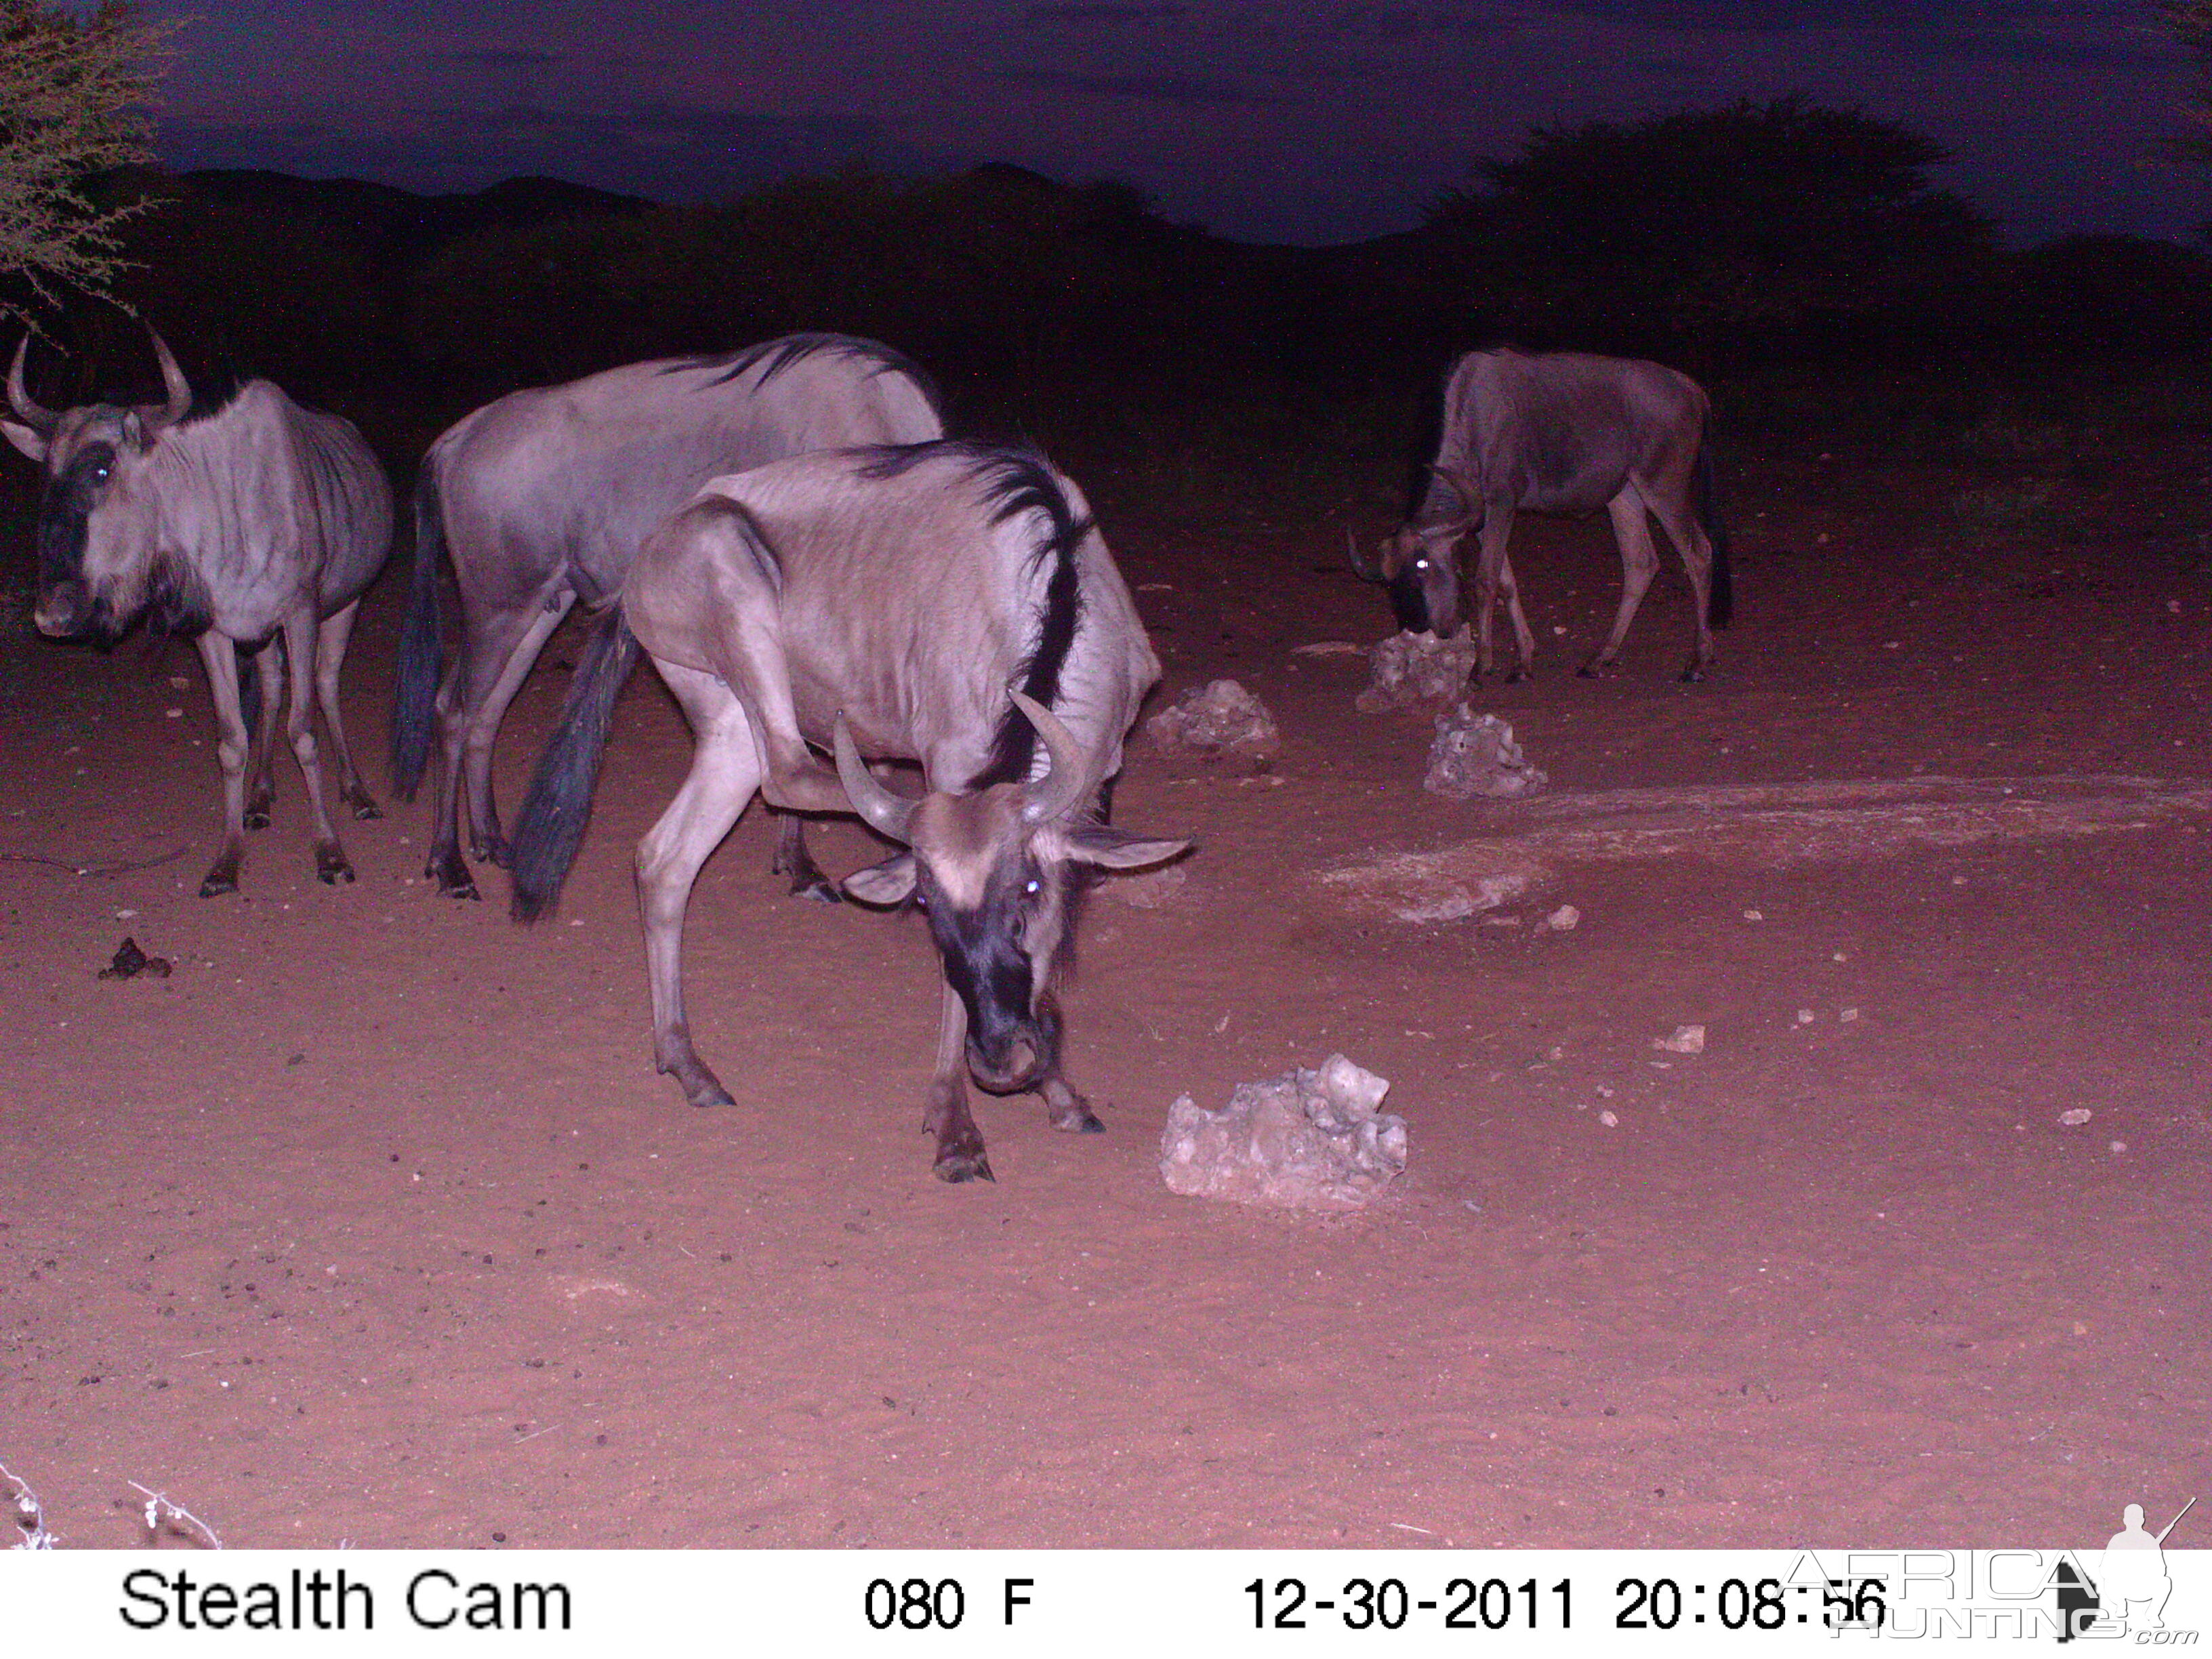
[152,1,2202,247]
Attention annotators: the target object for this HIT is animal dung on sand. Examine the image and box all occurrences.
[1160,1054,1408,1211]
[1425,705,1548,800]
[98,937,171,980]
[1355,630,1482,712]
[1143,678,1281,762]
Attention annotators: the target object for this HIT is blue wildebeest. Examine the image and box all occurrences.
[3,331,392,895]
[506,439,1186,1183]
[1355,348,1733,682]
[390,333,946,902]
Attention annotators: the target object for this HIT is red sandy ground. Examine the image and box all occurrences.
[1,437,2207,1550]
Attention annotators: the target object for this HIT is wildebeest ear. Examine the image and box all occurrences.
[842,851,918,907]
[0,418,47,463]
[1063,824,1190,871]
[119,411,148,452]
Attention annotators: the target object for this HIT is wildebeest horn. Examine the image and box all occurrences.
[7,336,58,433]
[1346,523,1379,583]
[833,712,915,843]
[146,328,191,429]
[1011,688,1100,825]
[1427,463,1481,525]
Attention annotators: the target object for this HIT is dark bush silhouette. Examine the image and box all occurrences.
[1433,96,1997,363]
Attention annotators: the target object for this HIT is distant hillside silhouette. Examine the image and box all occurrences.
[3,144,2199,480]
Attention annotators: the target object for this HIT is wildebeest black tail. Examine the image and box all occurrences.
[1696,442,1734,629]
[388,457,445,798]
[508,605,640,924]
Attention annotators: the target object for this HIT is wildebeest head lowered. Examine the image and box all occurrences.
[834,691,1187,1094]
[3,331,201,641]
[1351,464,1483,640]
[504,436,1183,1183]
[1358,349,1732,683]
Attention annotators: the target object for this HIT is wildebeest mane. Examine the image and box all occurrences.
[856,439,1090,791]
[667,332,946,421]
[170,371,248,428]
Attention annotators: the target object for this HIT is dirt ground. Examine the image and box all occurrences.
[3,434,2209,1551]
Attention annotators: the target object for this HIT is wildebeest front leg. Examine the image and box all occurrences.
[242,637,285,830]
[1038,1065,1105,1136]
[928,982,994,1183]
[314,600,382,819]
[769,813,840,903]
[1484,522,1538,682]
[1583,491,1662,678]
[193,631,251,896]
[636,663,761,1109]
[281,607,353,884]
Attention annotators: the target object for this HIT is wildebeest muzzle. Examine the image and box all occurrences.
[33,578,96,638]
[965,1001,1061,1094]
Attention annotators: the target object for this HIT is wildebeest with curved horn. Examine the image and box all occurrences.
[1354,348,1733,682]
[390,333,946,902]
[3,330,392,895]
[506,438,1187,1183]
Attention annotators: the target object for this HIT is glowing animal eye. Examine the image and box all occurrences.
[1025,879,1040,895]
[1413,558,1428,570]
[92,466,109,481]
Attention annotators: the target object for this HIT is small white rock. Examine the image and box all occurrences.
[1795,1009,1817,1025]
[1839,1007,1860,1023]
[2109,1140,2128,1155]
[1654,1023,1706,1054]
[2059,1108,2093,1127]
[1742,909,1763,922]
[1544,904,1580,931]
[164,708,183,718]
[1597,1110,1619,1128]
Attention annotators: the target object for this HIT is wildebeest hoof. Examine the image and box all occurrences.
[348,794,383,822]
[1679,664,1708,684]
[426,848,478,899]
[1506,667,1531,684]
[197,863,240,899]
[243,804,272,831]
[315,846,355,885]
[1049,1101,1105,1133]
[793,878,842,904]
[934,1149,996,1184]
[658,1055,735,1109]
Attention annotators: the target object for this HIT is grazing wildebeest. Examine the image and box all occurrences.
[506,438,1187,1183]
[389,333,947,901]
[1355,348,1733,682]
[3,331,392,895]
